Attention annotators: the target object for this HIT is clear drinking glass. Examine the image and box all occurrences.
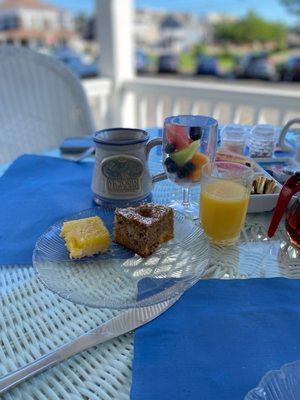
[220,124,247,155]
[163,115,218,218]
[200,161,254,245]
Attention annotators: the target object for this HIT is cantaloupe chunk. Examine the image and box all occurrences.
[188,152,209,181]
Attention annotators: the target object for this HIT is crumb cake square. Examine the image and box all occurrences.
[114,204,174,258]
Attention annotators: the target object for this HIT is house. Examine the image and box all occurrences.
[159,14,184,52]
[134,8,163,51]
[134,9,220,54]
[0,0,73,47]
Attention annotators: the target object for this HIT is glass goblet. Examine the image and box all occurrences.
[163,115,218,219]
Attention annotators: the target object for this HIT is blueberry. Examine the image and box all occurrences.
[164,157,178,173]
[190,127,203,141]
[164,157,173,166]
[167,163,178,173]
[177,161,195,179]
[177,167,188,178]
[184,161,196,172]
[177,168,189,179]
[165,143,176,154]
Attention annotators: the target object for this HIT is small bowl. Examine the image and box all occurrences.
[248,163,281,213]
[248,161,297,213]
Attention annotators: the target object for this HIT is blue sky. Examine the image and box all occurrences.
[50,0,296,25]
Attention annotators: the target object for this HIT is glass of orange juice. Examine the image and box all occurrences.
[200,161,254,246]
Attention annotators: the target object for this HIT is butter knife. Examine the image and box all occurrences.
[0,296,179,394]
[74,146,95,162]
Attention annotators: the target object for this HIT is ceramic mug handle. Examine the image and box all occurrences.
[279,118,300,153]
[146,137,167,183]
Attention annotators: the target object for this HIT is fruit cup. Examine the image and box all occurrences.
[163,115,218,218]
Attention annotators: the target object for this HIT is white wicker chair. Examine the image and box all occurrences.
[0,45,95,163]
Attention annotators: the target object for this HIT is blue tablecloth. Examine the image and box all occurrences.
[131,278,300,400]
[0,154,94,264]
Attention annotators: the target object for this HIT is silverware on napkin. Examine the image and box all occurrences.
[74,146,95,162]
[0,296,179,394]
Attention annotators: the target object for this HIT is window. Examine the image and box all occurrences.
[43,19,50,29]
[0,15,20,31]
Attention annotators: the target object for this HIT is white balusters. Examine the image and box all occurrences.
[252,108,262,124]
[188,100,199,115]
[208,103,218,120]
[154,97,164,127]
[136,95,148,129]
[99,96,108,125]
[169,98,181,116]
[277,111,285,127]
[83,77,300,128]
[233,108,242,124]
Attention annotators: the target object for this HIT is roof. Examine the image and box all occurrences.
[161,15,182,30]
[0,0,57,11]
[1,28,73,40]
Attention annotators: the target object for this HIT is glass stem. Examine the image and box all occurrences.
[182,187,191,208]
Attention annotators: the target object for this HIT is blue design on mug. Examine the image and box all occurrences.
[102,156,144,194]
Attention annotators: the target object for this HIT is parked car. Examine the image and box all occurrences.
[195,55,219,76]
[235,53,276,80]
[136,49,150,74]
[55,47,98,79]
[279,57,300,81]
[158,54,178,73]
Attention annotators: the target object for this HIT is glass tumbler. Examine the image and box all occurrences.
[200,161,254,245]
[248,124,275,158]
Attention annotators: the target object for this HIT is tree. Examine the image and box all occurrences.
[74,13,95,41]
[281,0,300,16]
[214,11,287,45]
[74,13,89,36]
[192,43,206,56]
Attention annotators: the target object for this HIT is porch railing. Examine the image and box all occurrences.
[83,76,300,129]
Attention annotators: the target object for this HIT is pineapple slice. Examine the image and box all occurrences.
[60,216,110,259]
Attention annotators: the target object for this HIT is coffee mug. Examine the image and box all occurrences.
[92,128,166,205]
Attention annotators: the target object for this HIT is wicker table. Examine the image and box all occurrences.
[0,147,299,400]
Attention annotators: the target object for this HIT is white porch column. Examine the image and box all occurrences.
[95,0,136,127]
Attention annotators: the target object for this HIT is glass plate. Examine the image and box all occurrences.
[245,360,300,400]
[33,207,210,309]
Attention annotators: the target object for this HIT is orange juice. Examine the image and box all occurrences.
[200,180,249,244]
